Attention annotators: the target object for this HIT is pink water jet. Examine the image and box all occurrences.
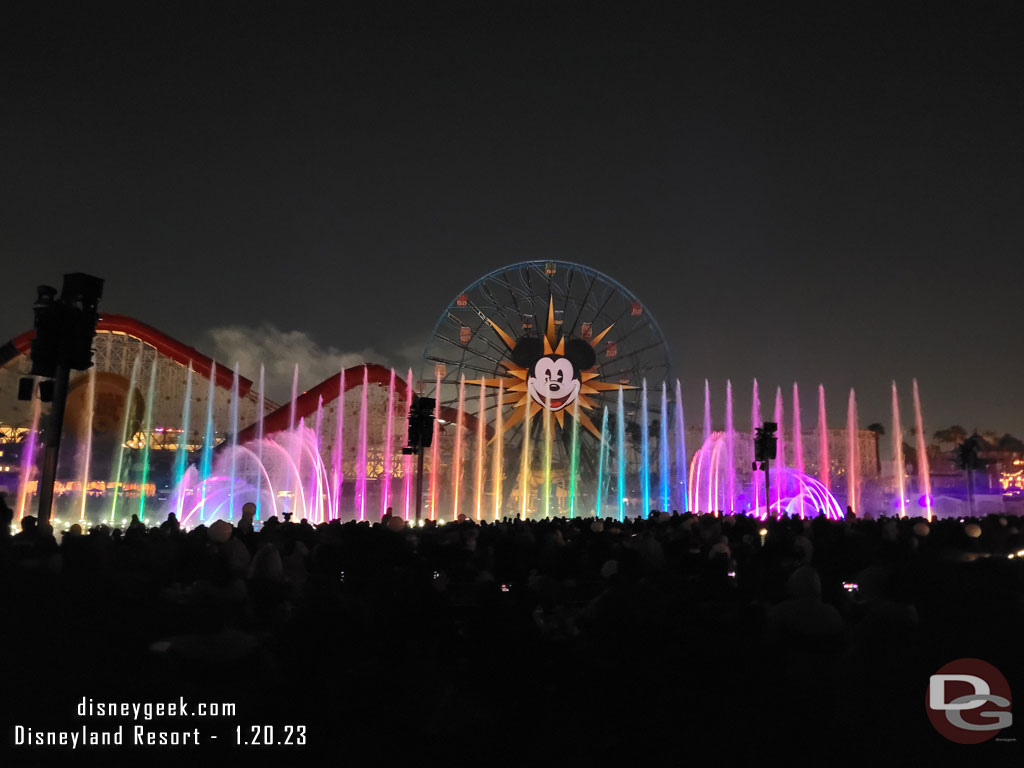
[847,388,859,515]
[381,368,396,517]
[313,396,325,521]
[356,365,369,520]
[817,385,829,492]
[725,379,735,513]
[751,378,761,514]
[451,375,466,521]
[774,387,785,514]
[402,367,414,519]
[330,367,344,520]
[792,383,804,519]
[429,369,442,520]
[256,364,265,519]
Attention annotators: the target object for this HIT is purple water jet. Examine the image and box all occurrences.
[792,383,804,519]
[817,384,829,492]
[725,379,735,513]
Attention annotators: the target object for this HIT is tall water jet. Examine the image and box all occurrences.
[330,367,343,520]
[688,434,740,516]
[569,396,581,518]
[912,379,933,522]
[543,393,552,518]
[173,363,194,517]
[751,379,762,515]
[474,381,486,521]
[725,380,735,514]
[284,363,301,515]
[773,387,785,516]
[519,400,531,520]
[451,374,466,520]
[314,396,324,461]
[229,365,240,520]
[891,381,907,518]
[136,359,158,523]
[17,392,42,520]
[78,367,97,521]
[199,362,217,522]
[256,364,265,519]
[751,379,762,432]
[596,406,609,517]
[675,380,687,512]
[792,383,805,518]
[846,388,859,515]
[703,379,711,445]
[109,357,140,523]
[429,369,441,520]
[289,364,300,431]
[313,395,324,522]
[356,365,369,520]
[382,369,396,517]
[290,415,311,520]
[817,384,829,492]
[492,380,504,520]
[316,407,331,523]
[315,402,328,523]
[708,427,720,515]
[617,386,626,521]
[403,367,415,519]
[640,380,650,517]
[659,382,670,513]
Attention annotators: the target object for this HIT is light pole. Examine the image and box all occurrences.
[23,274,104,523]
[754,421,778,520]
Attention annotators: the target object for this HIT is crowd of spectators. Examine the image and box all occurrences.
[2,493,1021,762]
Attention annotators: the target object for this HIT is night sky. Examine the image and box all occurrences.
[3,3,1021,441]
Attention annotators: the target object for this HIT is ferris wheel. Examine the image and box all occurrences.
[421,260,674,518]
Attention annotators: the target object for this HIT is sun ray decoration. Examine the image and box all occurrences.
[470,297,634,441]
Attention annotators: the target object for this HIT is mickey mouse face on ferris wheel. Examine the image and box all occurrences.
[528,356,579,411]
[511,336,597,413]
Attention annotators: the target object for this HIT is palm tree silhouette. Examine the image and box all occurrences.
[933,425,967,449]
[865,423,885,475]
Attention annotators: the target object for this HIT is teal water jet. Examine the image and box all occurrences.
[136,358,158,523]
[617,387,625,521]
[640,380,650,517]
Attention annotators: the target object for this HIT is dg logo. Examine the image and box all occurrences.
[926,658,1013,743]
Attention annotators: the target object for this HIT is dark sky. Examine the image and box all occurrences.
[3,2,1022,441]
